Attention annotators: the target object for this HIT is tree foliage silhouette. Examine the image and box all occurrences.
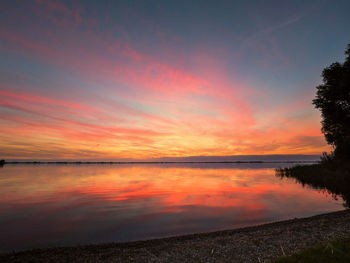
[313,44,350,158]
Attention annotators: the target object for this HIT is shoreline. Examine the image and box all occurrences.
[2,209,350,262]
[1,160,317,165]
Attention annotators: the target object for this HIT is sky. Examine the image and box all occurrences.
[0,0,350,159]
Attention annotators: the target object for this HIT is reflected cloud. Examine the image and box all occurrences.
[0,164,343,251]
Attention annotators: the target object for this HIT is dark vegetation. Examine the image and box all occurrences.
[276,158,350,206]
[313,44,350,159]
[273,236,350,263]
[277,44,350,206]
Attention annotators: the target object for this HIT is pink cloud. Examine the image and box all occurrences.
[0,3,329,158]
[0,90,94,112]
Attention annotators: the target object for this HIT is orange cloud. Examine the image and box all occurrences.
[0,3,329,158]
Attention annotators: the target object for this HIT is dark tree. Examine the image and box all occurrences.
[313,44,350,158]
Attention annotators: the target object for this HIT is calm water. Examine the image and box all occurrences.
[0,163,344,251]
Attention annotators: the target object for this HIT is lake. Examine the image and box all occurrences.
[0,163,345,252]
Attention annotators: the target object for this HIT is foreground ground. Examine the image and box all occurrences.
[1,209,350,263]
[274,236,350,262]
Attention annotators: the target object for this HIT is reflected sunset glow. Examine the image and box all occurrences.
[0,164,343,251]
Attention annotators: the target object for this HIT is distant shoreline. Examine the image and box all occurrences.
[1,160,319,165]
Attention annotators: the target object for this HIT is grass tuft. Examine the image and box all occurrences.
[273,237,350,263]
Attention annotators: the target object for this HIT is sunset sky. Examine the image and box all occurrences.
[1,0,350,159]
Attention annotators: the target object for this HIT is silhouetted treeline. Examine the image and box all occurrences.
[277,44,350,204]
[313,44,350,159]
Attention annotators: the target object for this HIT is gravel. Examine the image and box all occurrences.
[1,209,350,263]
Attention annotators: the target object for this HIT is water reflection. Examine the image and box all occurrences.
[276,163,350,207]
[0,163,344,251]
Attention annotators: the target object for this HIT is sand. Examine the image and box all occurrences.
[1,209,350,263]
